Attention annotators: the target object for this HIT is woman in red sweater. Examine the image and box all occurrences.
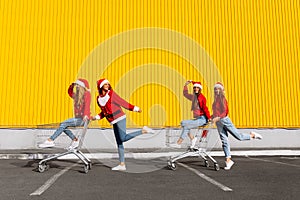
[170,80,211,148]
[212,82,262,170]
[39,79,91,149]
[92,79,153,171]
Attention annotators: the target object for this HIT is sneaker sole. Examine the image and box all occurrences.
[224,163,234,170]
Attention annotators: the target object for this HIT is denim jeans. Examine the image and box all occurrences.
[112,118,142,163]
[216,117,250,158]
[50,118,84,141]
[180,116,207,139]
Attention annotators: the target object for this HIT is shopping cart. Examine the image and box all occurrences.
[37,121,92,173]
[167,124,220,171]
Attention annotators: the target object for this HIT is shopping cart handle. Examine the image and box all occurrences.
[83,120,90,129]
[208,121,214,127]
[198,125,207,129]
[198,122,213,130]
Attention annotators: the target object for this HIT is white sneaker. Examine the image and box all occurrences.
[38,140,55,148]
[190,137,198,149]
[224,160,234,170]
[68,140,79,150]
[142,126,154,134]
[169,143,182,148]
[251,131,263,140]
[111,165,126,171]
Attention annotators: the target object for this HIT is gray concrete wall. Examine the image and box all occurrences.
[0,128,299,150]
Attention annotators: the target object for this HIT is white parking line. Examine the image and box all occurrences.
[280,157,300,160]
[30,163,78,196]
[178,163,233,192]
[246,156,300,168]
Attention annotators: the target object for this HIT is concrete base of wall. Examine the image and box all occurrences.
[0,128,299,150]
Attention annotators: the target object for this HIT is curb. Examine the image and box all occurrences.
[1,150,300,160]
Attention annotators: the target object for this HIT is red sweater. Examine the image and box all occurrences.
[68,84,91,119]
[96,90,138,124]
[183,86,211,119]
[212,96,228,118]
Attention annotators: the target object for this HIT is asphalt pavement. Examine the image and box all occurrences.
[0,154,299,200]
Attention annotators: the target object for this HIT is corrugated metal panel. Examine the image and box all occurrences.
[0,0,299,128]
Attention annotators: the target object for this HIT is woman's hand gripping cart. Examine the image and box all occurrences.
[167,123,220,171]
[37,121,92,173]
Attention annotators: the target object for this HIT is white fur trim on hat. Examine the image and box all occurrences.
[99,79,109,89]
[193,83,202,89]
[214,83,224,90]
[75,80,86,88]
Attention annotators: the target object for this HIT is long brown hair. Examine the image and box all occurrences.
[213,89,226,111]
[98,84,112,95]
[191,93,200,110]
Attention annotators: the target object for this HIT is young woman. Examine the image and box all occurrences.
[170,80,211,149]
[92,78,153,171]
[212,82,262,170]
[39,79,91,149]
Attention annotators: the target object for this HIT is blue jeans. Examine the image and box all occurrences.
[112,118,142,163]
[180,116,207,139]
[50,118,84,141]
[216,117,250,158]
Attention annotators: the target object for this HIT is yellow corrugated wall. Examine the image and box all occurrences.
[0,0,299,128]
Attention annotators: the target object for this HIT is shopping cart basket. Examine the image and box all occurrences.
[37,121,92,173]
[167,124,220,171]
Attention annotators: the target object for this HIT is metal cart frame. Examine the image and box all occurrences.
[167,125,220,171]
[37,121,92,173]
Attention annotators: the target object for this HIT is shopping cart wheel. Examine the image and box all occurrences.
[167,161,177,170]
[170,162,177,170]
[204,160,210,168]
[38,163,49,173]
[167,160,172,169]
[88,163,92,170]
[83,165,89,174]
[214,163,220,171]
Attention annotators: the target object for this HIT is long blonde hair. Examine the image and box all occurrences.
[74,86,86,106]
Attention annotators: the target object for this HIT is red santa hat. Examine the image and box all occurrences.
[75,78,90,91]
[192,81,202,89]
[214,82,224,90]
[97,78,110,90]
